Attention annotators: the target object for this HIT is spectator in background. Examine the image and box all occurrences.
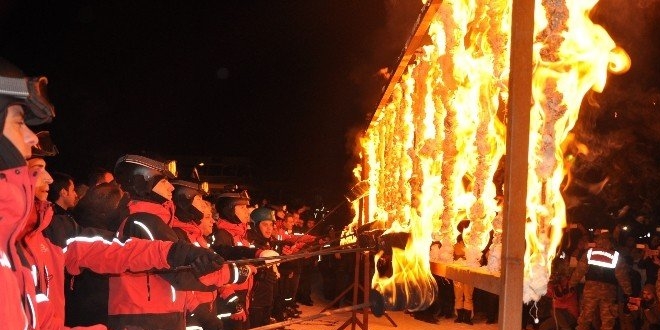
[639,243,660,286]
[273,213,303,321]
[626,283,660,330]
[569,230,634,330]
[47,171,78,216]
[88,166,115,187]
[75,167,115,200]
[453,220,474,325]
[247,207,281,327]
[66,182,127,327]
[296,212,318,306]
[539,250,578,330]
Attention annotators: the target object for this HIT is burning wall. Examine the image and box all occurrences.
[350,0,630,307]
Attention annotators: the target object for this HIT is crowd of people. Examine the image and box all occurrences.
[533,226,660,330]
[0,58,357,330]
[9,56,660,330]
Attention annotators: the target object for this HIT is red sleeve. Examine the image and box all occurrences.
[198,265,233,287]
[63,237,173,275]
[218,285,236,300]
[184,291,200,313]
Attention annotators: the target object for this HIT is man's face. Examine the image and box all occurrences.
[28,158,53,201]
[151,178,174,201]
[293,213,303,227]
[643,288,655,302]
[259,220,274,238]
[3,105,38,159]
[61,179,78,209]
[283,216,295,231]
[306,220,316,229]
[234,204,251,224]
[199,202,215,236]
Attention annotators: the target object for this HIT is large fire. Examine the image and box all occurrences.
[344,0,630,309]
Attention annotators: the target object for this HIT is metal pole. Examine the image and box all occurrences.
[499,0,535,329]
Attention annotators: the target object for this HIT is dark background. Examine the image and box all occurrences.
[2,0,660,230]
[0,0,425,208]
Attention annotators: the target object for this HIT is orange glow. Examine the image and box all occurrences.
[348,0,629,308]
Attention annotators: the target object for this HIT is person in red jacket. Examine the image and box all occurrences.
[0,57,54,330]
[210,186,256,330]
[21,150,240,330]
[171,179,222,330]
[111,154,254,330]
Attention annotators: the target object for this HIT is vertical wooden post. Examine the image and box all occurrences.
[499,0,535,329]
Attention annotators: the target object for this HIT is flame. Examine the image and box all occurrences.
[350,0,629,308]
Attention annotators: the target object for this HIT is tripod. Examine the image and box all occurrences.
[320,196,397,330]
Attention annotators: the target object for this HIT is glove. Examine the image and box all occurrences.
[230,309,247,322]
[190,252,225,277]
[223,293,245,314]
[167,240,224,274]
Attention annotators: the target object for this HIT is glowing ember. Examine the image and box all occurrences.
[348,0,629,309]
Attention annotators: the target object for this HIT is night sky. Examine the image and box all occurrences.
[1,1,660,217]
[0,1,423,204]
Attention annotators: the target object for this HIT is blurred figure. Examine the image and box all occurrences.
[453,220,474,325]
[569,230,634,330]
[626,283,660,330]
[88,166,115,187]
[273,213,303,320]
[539,251,578,330]
[247,207,281,327]
[296,213,318,306]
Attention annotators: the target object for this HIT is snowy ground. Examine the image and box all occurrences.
[281,270,500,330]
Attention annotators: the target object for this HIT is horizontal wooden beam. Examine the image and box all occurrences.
[430,262,501,295]
[367,0,442,131]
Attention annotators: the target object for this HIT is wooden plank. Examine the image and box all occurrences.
[499,0,536,329]
[430,262,501,295]
[367,0,442,131]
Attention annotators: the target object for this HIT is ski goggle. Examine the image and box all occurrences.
[0,76,55,125]
[172,179,210,196]
[31,131,59,158]
[117,154,178,179]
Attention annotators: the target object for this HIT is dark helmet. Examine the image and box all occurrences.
[250,207,275,227]
[172,179,209,224]
[0,58,55,170]
[114,154,177,199]
[0,57,55,126]
[215,185,250,224]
